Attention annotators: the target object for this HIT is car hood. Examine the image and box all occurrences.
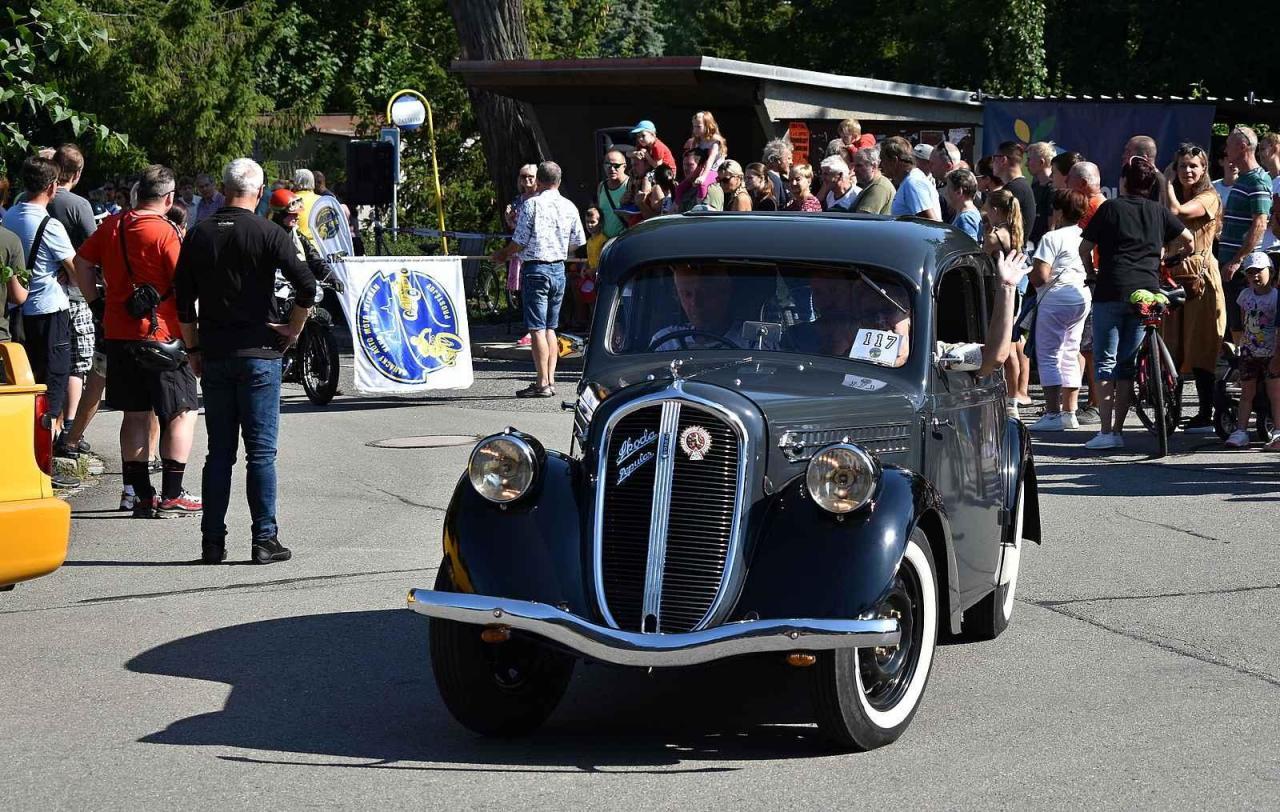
[601,355,919,427]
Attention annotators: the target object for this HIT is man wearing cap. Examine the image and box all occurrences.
[930,142,961,221]
[630,121,676,175]
[912,143,934,174]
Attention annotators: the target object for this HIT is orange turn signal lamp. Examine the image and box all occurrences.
[786,653,817,667]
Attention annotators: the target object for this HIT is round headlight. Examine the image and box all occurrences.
[468,435,537,503]
[805,443,879,514]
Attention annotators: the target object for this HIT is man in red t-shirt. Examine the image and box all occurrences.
[629,120,677,174]
[75,164,202,519]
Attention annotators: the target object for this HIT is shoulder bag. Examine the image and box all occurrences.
[7,215,52,343]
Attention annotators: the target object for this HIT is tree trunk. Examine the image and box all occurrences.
[446,0,548,218]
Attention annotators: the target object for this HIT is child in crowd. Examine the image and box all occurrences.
[1226,251,1280,450]
[567,206,605,332]
[682,111,727,198]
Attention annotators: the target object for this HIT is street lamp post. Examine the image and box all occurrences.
[385,89,449,254]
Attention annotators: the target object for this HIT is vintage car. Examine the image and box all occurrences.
[407,212,1042,750]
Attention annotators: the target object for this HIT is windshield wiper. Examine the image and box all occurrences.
[670,356,754,382]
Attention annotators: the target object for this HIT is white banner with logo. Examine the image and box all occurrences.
[336,256,473,394]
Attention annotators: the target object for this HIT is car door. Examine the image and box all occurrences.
[924,256,1007,607]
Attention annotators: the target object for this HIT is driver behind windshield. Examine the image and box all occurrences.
[789,270,912,366]
[650,265,779,351]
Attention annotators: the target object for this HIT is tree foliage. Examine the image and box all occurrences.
[0,3,128,162]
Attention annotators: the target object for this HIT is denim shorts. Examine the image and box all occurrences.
[1091,299,1146,381]
[521,261,566,332]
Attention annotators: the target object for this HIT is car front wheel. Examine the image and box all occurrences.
[810,528,938,750]
[428,568,576,736]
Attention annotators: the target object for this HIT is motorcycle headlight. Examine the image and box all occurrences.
[314,286,325,303]
[468,433,538,503]
[805,443,879,514]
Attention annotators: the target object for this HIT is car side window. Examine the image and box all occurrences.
[935,261,986,345]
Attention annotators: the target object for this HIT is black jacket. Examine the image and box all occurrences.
[175,206,317,359]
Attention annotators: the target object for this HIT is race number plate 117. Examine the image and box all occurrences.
[848,329,900,366]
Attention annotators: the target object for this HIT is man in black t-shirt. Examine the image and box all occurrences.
[175,157,316,566]
[993,141,1036,248]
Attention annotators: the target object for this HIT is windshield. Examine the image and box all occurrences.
[607,261,914,368]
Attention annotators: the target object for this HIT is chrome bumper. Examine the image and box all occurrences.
[407,589,900,668]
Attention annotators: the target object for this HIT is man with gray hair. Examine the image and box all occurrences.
[818,154,860,212]
[175,157,317,565]
[1220,126,1273,340]
[851,146,895,214]
[491,161,585,398]
[762,138,793,208]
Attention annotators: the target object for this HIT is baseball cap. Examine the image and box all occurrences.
[1241,251,1273,270]
[629,119,657,136]
[912,143,934,161]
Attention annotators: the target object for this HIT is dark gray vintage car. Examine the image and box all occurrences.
[408,212,1041,750]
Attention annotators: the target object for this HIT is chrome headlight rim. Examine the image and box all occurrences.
[805,442,880,514]
[467,431,541,504]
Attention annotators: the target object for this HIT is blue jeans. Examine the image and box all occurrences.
[521,261,566,331]
[200,356,282,542]
[1091,300,1145,381]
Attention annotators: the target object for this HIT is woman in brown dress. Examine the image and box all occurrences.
[1162,142,1225,432]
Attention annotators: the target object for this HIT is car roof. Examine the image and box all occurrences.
[599,211,981,287]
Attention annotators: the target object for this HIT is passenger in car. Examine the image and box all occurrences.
[788,270,912,366]
[650,265,779,351]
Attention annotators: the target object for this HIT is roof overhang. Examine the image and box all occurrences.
[452,57,984,124]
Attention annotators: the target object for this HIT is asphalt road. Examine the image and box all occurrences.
[2,361,1278,810]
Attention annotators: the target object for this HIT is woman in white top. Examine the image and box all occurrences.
[1028,189,1093,431]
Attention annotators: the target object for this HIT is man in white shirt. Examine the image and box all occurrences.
[881,136,941,221]
[491,161,586,398]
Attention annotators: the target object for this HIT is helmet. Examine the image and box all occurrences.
[269,188,302,214]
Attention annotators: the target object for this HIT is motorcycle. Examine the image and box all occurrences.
[276,277,342,406]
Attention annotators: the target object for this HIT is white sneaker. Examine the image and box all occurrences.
[1225,429,1251,448]
[1006,400,1020,419]
[1061,411,1080,429]
[1264,431,1280,452]
[1030,412,1066,431]
[1085,432,1119,450]
[119,489,137,511]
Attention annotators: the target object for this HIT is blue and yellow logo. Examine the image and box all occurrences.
[357,267,463,383]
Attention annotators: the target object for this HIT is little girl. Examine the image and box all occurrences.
[682,111,728,199]
[1226,251,1280,450]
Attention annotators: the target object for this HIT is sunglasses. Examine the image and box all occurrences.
[603,162,625,169]
[1176,145,1205,157]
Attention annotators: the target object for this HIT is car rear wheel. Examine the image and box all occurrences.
[810,529,938,750]
[428,568,576,736]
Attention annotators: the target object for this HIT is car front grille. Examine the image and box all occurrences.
[598,399,743,633]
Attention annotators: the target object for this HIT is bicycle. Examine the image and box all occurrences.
[1129,287,1186,458]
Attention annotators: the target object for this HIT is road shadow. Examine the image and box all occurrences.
[125,610,831,771]
[1033,442,1280,500]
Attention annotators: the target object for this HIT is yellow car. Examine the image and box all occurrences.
[0,341,71,591]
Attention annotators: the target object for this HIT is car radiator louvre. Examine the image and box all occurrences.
[599,400,742,633]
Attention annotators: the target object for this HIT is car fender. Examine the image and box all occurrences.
[439,452,594,617]
[1004,417,1042,544]
[732,466,957,625]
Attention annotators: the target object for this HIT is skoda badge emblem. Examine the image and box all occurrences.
[679,426,712,461]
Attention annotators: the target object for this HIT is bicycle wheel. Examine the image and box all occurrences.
[1147,331,1169,458]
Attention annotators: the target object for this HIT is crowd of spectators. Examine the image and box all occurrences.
[493,112,1279,448]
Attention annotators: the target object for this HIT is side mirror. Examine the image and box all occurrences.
[937,342,984,373]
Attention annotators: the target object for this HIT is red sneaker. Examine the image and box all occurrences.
[156,490,203,518]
